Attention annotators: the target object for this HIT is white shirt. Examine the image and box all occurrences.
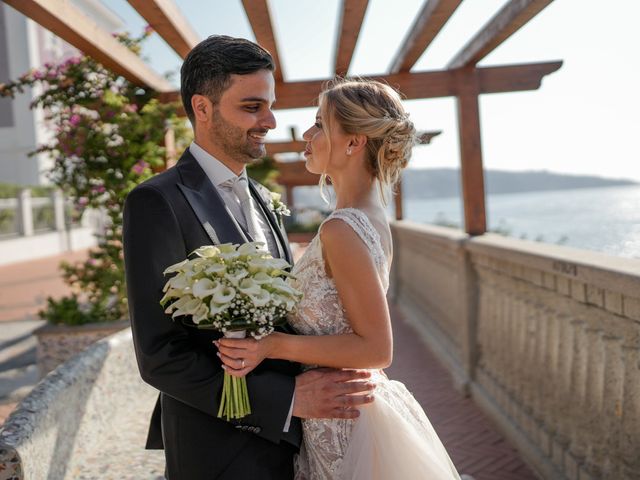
[189,142,279,257]
[189,142,294,432]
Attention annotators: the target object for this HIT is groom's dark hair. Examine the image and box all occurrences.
[180,35,275,123]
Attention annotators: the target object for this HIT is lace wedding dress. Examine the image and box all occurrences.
[288,208,461,480]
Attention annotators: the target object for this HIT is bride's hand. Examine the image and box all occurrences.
[214,334,277,377]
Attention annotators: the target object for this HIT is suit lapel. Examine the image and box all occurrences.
[249,180,293,264]
[176,150,248,246]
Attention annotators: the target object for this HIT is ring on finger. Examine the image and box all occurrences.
[241,359,245,369]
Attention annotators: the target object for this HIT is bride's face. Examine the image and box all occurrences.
[302,109,348,176]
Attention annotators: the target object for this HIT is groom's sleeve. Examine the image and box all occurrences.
[123,183,296,444]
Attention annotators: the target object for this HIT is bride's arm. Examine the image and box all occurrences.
[216,218,393,375]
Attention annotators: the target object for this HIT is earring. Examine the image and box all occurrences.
[346,148,352,155]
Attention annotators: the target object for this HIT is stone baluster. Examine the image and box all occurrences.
[579,324,605,478]
[597,332,624,478]
[567,318,589,476]
[620,345,640,477]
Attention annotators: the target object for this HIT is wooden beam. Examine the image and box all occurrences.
[4,0,173,92]
[448,0,554,69]
[389,0,462,74]
[241,0,284,81]
[417,130,442,145]
[272,69,458,110]
[127,0,200,59]
[265,140,306,156]
[159,61,561,114]
[275,160,320,187]
[456,68,486,235]
[334,0,369,75]
[265,130,440,156]
[477,60,561,93]
[270,61,560,109]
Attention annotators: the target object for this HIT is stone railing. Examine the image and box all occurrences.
[0,329,163,479]
[391,221,640,480]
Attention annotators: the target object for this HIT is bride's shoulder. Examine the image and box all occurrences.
[319,209,377,251]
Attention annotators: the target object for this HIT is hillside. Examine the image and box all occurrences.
[402,169,637,199]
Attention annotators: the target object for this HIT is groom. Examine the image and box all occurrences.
[123,35,375,479]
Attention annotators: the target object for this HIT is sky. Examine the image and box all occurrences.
[105,0,640,181]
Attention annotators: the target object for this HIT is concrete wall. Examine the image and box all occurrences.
[391,221,640,480]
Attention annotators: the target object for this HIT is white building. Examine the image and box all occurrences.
[0,0,123,186]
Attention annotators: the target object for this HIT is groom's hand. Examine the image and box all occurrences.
[292,368,375,419]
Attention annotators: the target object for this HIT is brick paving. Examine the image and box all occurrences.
[0,249,88,323]
[0,248,540,479]
[387,304,539,480]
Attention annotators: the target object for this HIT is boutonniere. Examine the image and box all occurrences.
[269,191,291,218]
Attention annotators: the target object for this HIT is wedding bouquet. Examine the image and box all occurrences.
[160,242,303,420]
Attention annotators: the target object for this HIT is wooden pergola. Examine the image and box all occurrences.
[5,0,562,235]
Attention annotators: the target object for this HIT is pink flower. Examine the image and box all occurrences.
[131,160,148,175]
[69,114,81,126]
[144,25,154,35]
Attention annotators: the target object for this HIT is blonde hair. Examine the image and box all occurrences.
[318,78,416,203]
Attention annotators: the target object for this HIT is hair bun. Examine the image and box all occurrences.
[319,79,417,199]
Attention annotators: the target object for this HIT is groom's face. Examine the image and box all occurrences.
[208,69,276,165]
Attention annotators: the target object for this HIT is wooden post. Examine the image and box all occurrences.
[394,178,404,220]
[455,68,486,235]
[284,185,294,209]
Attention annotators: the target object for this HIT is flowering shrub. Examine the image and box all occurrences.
[0,30,190,324]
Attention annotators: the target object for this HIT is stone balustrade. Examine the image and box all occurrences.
[0,329,163,480]
[391,220,640,480]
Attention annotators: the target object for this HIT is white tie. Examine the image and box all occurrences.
[230,176,268,248]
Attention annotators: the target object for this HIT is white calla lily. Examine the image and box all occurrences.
[251,271,272,284]
[213,286,236,304]
[219,251,241,262]
[205,263,227,275]
[163,259,189,275]
[237,242,265,256]
[227,269,249,286]
[172,298,202,318]
[165,274,190,291]
[249,288,271,307]
[247,257,270,272]
[238,278,262,296]
[209,299,228,315]
[192,278,222,298]
[192,245,220,258]
[266,258,290,270]
[217,243,238,253]
[192,303,210,324]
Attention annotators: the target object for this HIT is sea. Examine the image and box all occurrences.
[403,184,640,259]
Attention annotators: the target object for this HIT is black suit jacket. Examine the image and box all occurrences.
[123,149,301,479]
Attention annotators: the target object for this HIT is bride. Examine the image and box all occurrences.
[216,78,461,480]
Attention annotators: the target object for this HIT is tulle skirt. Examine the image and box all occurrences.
[295,374,460,480]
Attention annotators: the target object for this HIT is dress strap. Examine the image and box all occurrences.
[321,208,386,269]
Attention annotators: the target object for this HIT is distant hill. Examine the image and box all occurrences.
[402,169,638,199]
